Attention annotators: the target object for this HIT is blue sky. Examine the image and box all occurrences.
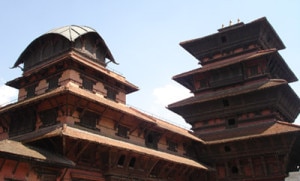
[0,1,299,128]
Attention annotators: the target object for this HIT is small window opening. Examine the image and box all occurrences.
[145,131,159,149]
[117,155,126,166]
[199,79,208,89]
[147,134,154,143]
[105,87,117,101]
[224,145,231,152]
[227,118,237,128]
[26,85,36,98]
[82,77,94,91]
[223,99,229,107]
[249,65,259,77]
[116,125,129,138]
[47,76,59,91]
[78,111,99,130]
[39,108,58,127]
[167,140,178,152]
[231,166,239,174]
[129,157,136,168]
[221,36,227,43]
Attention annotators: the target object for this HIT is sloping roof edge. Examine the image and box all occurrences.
[61,125,210,170]
[0,139,75,167]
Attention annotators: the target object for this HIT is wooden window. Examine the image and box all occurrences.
[249,65,259,77]
[105,87,117,101]
[26,84,36,98]
[39,108,58,127]
[9,109,36,136]
[221,35,227,43]
[227,118,237,128]
[129,157,136,168]
[47,76,59,91]
[199,79,208,89]
[145,131,160,149]
[167,140,178,152]
[82,77,94,91]
[231,166,239,174]
[78,111,99,130]
[223,99,229,107]
[117,154,126,166]
[116,125,129,138]
[224,145,231,152]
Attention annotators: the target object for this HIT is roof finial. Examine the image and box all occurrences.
[229,20,232,26]
[237,18,240,23]
[222,24,224,28]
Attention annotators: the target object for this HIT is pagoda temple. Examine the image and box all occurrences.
[168,17,300,180]
[0,25,211,180]
[0,17,299,181]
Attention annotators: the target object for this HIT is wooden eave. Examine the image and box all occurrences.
[174,49,276,80]
[129,107,204,143]
[0,84,202,142]
[61,125,210,170]
[172,49,290,91]
[168,79,288,109]
[0,85,152,125]
[201,121,300,144]
[179,17,285,62]
[0,139,75,167]
[11,124,211,171]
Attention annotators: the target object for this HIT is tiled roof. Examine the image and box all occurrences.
[0,139,75,167]
[61,125,209,170]
[168,79,287,109]
[11,124,210,170]
[200,121,300,144]
[173,48,297,84]
[0,83,202,142]
[173,49,276,80]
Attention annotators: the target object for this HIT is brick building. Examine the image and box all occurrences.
[0,17,299,180]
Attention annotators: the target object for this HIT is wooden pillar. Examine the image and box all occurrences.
[261,156,268,176]
[248,157,255,178]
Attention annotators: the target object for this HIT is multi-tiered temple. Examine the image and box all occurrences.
[0,26,210,180]
[168,17,300,180]
[0,17,299,181]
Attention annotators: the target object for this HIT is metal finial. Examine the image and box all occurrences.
[222,24,224,28]
[229,20,232,26]
[237,18,240,23]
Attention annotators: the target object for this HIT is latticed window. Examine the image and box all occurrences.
[26,84,36,98]
[227,118,237,128]
[167,140,178,152]
[47,76,60,91]
[249,65,259,77]
[9,109,36,137]
[105,86,117,101]
[145,131,160,149]
[82,77,95,91]
[39,108,58,127]
[199,79,208,89]
[116,125,129,138]
[79,111,99,130]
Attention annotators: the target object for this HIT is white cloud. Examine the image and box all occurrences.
[151,83,192,129]
[0,84,18,106]
[153,83,191,106]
